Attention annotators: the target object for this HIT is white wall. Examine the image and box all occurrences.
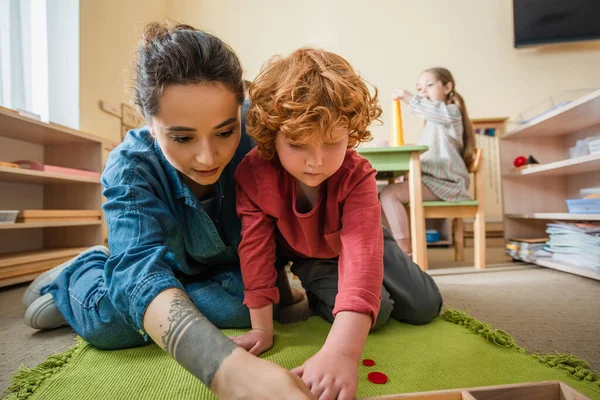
[79,0,168,142]
[168,0,600,144]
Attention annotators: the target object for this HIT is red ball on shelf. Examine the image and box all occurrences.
[513,156,527,168]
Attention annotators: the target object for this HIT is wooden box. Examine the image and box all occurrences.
[16,209,102,223]
[0,248,85,286]
[361,381,591,400]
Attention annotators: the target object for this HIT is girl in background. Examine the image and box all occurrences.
[380,67,475,256]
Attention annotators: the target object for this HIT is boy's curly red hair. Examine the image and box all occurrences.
[246,48,382,159]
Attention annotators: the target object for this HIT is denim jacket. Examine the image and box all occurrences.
[101,113,252,332]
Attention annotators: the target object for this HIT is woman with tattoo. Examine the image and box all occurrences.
[21,22,313,399]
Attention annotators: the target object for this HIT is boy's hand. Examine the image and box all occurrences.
[231,329,273,356]
[292,349,358,400]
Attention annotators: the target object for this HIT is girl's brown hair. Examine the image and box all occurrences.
[425,67,475,166]
[247,48,382,159]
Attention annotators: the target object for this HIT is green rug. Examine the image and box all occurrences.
[4,309,600,400]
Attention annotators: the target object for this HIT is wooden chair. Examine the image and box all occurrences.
[421,148,486,269]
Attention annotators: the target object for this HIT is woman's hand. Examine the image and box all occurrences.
[213,348,316,400]
[231,328,274,356]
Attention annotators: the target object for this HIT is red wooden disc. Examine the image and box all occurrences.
[368,371,388,384]
[362,359,375,367]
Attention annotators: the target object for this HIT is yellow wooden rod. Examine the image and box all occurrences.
[392,99,404,146]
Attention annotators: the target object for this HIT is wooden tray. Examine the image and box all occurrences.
[12,160,101,179]
[0,248,87,288]
[0,256,73,280]
[0,248,86,267]
[16,210,102,222]
[360,381,590,400]
[0,161,19,168]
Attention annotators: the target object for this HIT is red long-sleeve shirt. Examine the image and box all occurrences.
[235,148,383,324]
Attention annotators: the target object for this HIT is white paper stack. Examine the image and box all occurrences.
[545,222,600,272]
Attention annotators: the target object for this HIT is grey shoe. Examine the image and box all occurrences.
[24,293,68,330]
[22,245,110,309]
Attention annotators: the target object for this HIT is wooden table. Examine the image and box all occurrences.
[358,146,429,270]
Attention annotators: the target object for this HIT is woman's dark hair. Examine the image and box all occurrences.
[133,22,244,120]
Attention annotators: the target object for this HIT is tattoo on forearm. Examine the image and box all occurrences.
[161,291,236,386]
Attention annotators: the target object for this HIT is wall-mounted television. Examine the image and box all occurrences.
[513,0,600,48]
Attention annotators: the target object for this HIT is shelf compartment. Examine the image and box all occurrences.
[505,213,600,221]
[503,89,600,140]
[503,154,600,179]
[0,165,101,184]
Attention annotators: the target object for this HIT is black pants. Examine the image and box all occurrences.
[288,228,443,330]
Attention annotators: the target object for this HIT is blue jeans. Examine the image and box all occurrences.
[43,248,250,350]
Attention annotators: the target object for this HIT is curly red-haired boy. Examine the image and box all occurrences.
[233,48,443,400]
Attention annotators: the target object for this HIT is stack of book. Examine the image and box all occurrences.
[505,238,550,263]
[545,222,600,272]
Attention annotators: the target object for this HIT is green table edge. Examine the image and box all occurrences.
[358,145,429,154]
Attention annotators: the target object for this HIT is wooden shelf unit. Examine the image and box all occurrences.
[500,89,600,280]
[0,109,114,287]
